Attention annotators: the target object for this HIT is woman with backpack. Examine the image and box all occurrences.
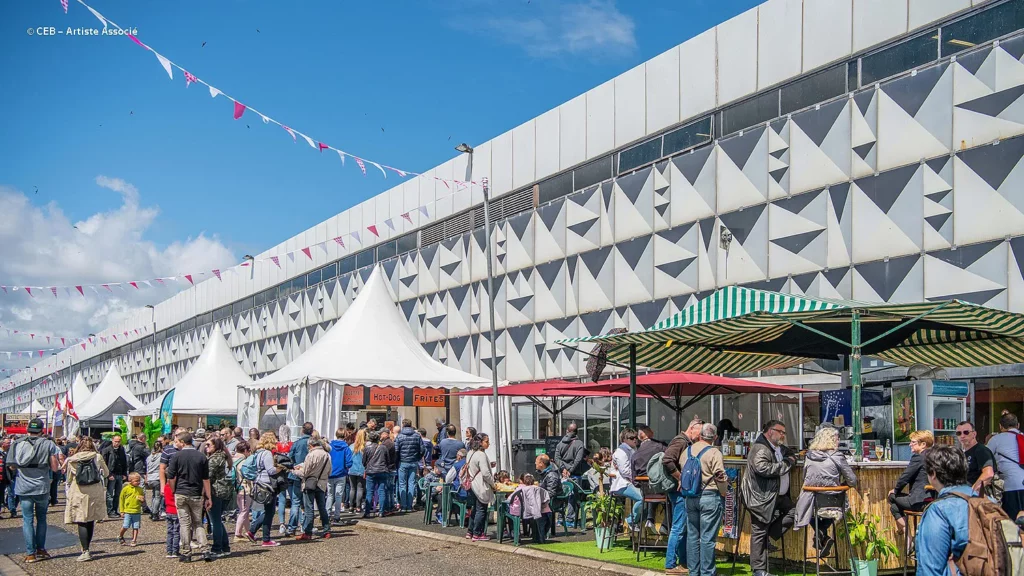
[462,433,495,541]
[233,442,253,539]
[204,437,234,557]
[63,436,109,562]
[245,432,286,547]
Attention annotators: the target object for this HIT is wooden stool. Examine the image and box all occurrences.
[901,510,924,576]
[801,486,854,576]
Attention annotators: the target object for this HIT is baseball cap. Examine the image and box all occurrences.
[27,418,44,433]
[195,428,207,437]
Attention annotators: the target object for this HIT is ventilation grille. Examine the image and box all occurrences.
[421,209,475,246]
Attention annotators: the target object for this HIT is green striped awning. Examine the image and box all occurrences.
[557,286,1024,373]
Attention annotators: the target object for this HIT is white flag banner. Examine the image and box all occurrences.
[300,133,316,149]
[154,53,173,80]
[209,86,222,99]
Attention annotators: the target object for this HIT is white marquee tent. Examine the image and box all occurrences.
[129,325,249,419]
[239,265,496,439]
[75,365,142,426]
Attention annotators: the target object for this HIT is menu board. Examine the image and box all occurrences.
[719,467,740,539]
[892,384,917,443]
[2,414,30,430]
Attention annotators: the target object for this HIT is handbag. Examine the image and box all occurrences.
[251,482,274,505]
[302,456,328,491]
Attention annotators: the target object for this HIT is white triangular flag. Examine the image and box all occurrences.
[209,86,221,99]
[336,150,346,166]
[300,133,316,149]
[370,161,387,178]
[260,114,270,124]
[86,5,107,30]
[154,53,173,80]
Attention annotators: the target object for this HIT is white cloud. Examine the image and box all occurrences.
[449,0,636,60]
[0,177,235,371]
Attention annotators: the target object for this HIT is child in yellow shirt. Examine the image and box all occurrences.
[118,472,145,546]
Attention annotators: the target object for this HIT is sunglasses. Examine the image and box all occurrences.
[955,430,973,436]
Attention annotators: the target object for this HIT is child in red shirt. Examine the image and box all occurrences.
[163,483,179,558]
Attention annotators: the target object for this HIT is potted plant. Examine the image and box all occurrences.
[845,511,899,576]
[142,416,163,449]
[586,461,622,551]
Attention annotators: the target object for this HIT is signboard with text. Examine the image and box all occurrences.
[412,389,446,407]
[369,387,405,406]
[337,386,449,408]
[342,386,365,406]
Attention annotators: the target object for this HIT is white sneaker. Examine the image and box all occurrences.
[190,541,200,549]
[76,551,92,562]
[278,525,287,536]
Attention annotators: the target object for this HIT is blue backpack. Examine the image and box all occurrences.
[677,445,712,497]
[239,452,261,482]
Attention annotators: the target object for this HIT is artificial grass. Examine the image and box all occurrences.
[528,537,806,575]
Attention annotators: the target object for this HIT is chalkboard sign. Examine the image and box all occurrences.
[545,436,561,459]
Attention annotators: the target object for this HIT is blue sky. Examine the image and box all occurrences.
[0,0,761,362]
[2,0,759,256]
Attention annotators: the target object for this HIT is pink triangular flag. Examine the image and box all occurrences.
[75,285,83,296]
[155,278,165,285]
[354,157,367,175]
[367,225,378,237]
[388,166,408,178]
[60,0,68,13]
[127,34,147,49]
[184,275,194,285]
[102,284,111,292]
[24,287,32,297]
[283,125,296,142]
[212,269,222,281]
[60,338,64,347]
[50,287,57,298]
[333,237,345,248]
[112,334,117,341]
[318,142,329,152]
[301,247,312,260]
[38,350,44,358]
[81,343,86,351]
[46,336,50,344]
[233,101,246,120]
[401,212,413,224]
[270,256,280,268]
[30,334,34,339]
[184,70,198,87]
[129,281,139,289]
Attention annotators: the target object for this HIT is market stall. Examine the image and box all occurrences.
[239,265,494,444]
[73,364,142,434]
[129,325,248,431]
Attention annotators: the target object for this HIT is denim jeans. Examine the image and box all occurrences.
[686,491,724,576]
[466,491,488,537]
[276,490,287,525]
[611,484,643,526]
[302,488,328,535]
[364,473,388,516]
[665,490,688,569]
[286,478,302,530]
[148,484,163,517]
[398,463,418,511]
[166,516,180,555]
[252,496,276,542]
[326,477,346,517]
[209,496,229,553]
[385,472,396,511]
[106,476,124,515]
[348,476,366,511]
[20,493,49,554]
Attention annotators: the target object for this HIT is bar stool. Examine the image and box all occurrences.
[633,476,669,562]
[901,510,924,576]
[801,486,854,576]
[731,491,788,575]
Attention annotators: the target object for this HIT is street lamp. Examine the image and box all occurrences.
[456,142,501,470]
[244,254,255,280]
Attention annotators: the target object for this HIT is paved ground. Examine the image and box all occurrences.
[0,498,602,576]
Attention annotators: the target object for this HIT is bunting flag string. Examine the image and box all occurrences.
[66,0,482,191]
[0,325,87,346]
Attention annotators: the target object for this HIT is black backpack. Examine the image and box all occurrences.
[76,457,101,486]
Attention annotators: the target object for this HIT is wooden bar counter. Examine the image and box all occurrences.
[715,457,909,571]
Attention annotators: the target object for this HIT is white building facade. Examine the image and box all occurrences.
[5,0,1024,441]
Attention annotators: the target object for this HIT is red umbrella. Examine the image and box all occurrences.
[456,379,653,417]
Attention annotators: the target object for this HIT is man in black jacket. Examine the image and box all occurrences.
[630,426,667,480]
[536,454,562,537]
[554,423,588,527]
[102,434,129,517]
[741,420,796,576]
[394,420,424,512]
[126,434,150,476]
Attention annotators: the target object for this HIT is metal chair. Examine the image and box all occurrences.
[550,481,575,536]
[498,491,525,546]
[731,490,788,575]
[801,486,854,576]
[634,478,669,562]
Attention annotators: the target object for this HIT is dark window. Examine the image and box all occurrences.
[291,277,305,292]
[339,255,356,275]
[573,155,614,191]
[941,0,1024,56]
[861,31,938,85]
[537,170,573,205]
[618,138,662,174]
[356,249,374,269]
[213,305,231,322]
[306,269,322,286]
[377,240,398,262]
[183,318,196,331]
[321,262,338,280]
[155,330,167,341]
[722,90,780,135]
[780,64,848,114]
[663,116,713,156]
[232,298,252,315]
[396,233,418,255]
[848,60,859,91]
[197,312,213,326]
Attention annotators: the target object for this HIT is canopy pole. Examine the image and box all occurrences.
[481,177,502,471]
[629,344,637,430]
[851,309,863,458]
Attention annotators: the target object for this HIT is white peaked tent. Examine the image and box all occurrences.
[30,399,46,414]
[239,265,492,436]
[129,325,248,418]
[76,365,142,425]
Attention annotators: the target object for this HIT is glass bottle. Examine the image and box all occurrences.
[884,439,891,461]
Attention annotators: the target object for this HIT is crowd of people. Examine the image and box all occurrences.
[2,409,1023,574]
